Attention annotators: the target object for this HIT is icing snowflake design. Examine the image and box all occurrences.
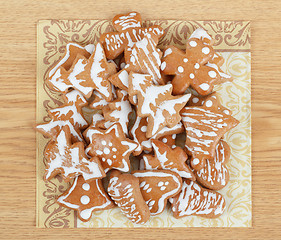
[44,125,105,182]
[85,123,138,173]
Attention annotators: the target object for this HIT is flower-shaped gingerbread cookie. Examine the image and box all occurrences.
[84,123,138,173]
[129,73,190,138]
[108,170,150,224]
[46,42,117,100]
[44,125,105,182]
[36,90,88,142]
[161,28,230,95]
[133,170,182,215]
[57,176,114,221]
[170,180,226,218]
[142,139,195,180]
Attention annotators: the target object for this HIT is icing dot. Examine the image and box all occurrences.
[192,97,199,103]
[113,155,116,159]
[203,191,208,197]
[101,140,107,146]
[140,181,146,188]
[147,188,152,193]
[109,142,113,147]
[107,159,112,165]
[103,147,110,154]
[206,100,213,107]
[193,158,199,165]
[160,61,166,71]
[202,47,210,54]
[172,145,176,149]
[164,181,169,186]
[162,138,167,143]
[172,134,176,139]
[223,110,230,115]
[178,66,184,73]
[199,83,210,91]
[189,41,197,47]
[208,70,217,78]
[141,126,147,132]
[112,148,117,152]
[190,73,195,79]
[143,184,150,190]
[194,63,200,69]
[158,182,164,187]
[80,195,90,205]
[160,186,166,191]
[149,200,155,206]
[120,62,126,69]
[183,58,188,63]
[82,183,90,191]
[102,158,106,162]
[96,150,103,155]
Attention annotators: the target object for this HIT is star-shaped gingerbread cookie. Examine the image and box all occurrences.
[85,123,138,173]
[142,139,195,180]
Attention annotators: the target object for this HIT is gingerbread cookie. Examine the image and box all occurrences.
[142,139,195,180]
[36,90,88,142]
[188,92,233,116]
[180,99,239,168]
[130,115,184,155]
[194,140,230,190]
[47,42,94,79]
[85,123,138,173]
[161,28,230,95]
[57,176,115,221]
[170,179,226,218]
[103,90,133,136]
[128,72,190,138]
[108,170,150,224]
[133,170,182,215]
[46,42,117,100]
[44,125,105,182]
[100,11,164,59]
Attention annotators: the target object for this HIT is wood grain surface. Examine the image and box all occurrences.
[0,0,280,239]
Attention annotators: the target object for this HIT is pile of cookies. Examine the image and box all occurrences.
[37,12,239,224]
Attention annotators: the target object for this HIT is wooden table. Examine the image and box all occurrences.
[0,0,280,239]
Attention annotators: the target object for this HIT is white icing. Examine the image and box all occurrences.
[189,73,195,79]
[163,48,172,58]
[133,171,181,215]
[205,100,213,107]
[189,41,197,47]
[199,83,210,91]
[80,195,90,205]
[162,138,167,143]
[178,66,184,73]
[202,47,210,55]
[183,58,188,63]
[82,183,90,191]
[192,97,199,104]
[161,61,166,71]
[208,70,217,78]
[194,63,200,69]
[189,28,212,41]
